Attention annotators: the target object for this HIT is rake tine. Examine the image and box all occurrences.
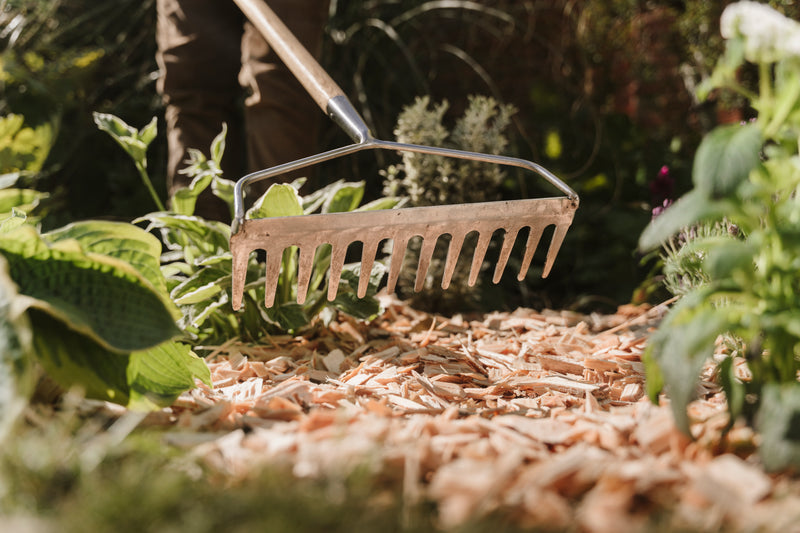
[468,230,494,287]
[542,222,571,278]
[385,235,409,294]
[264,247,283,307]
[493,228,520,284]
[296,245,317,305]
[327,243,349,301]
[517,224,544,281]
[232,245,250,310]
[441,231,466,290]
[414,233,439,292]
[357,239,381,298]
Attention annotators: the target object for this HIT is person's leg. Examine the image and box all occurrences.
[239,0,330,198]
[156,0,245,220]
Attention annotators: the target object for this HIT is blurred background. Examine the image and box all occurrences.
[3,0,798,313]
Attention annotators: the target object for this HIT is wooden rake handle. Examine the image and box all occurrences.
[233,0,370,143]
[232,0,343,111]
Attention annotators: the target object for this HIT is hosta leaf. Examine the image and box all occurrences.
[30,309,207,410]
[211,177,236,211]
[0,256,34,442]
[693,123,762,197]
[171,171,214,216]
[210,124,227,166]
[127,341,211,410]
[0,188,46,213]
[30,308,130,404]
[44,220,168,297]
[323,181,364,213]
[331,263,387,320]
[0,225,180,353]
[247,183,304,219]
[171,268,229,305]
[139,117,158,148]
[0,208,26,233]
[331,291,382,320]
[93,113,155,167]
[136,213,230,253]
[356,196,404,212]
[266,302,308,332]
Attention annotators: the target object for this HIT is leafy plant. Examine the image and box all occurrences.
[639,1,800,470]
[381,95,515,311]
[98,114,398,343]
[0,217,210,429]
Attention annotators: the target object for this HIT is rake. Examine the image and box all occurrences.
[230,0,579,310]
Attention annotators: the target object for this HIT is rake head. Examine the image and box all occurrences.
[231,194,577,310]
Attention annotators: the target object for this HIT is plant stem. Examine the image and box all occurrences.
[137,163,165,211]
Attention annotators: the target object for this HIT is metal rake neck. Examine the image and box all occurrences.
[231,99,578,234]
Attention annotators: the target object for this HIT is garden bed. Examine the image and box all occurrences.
[109,295,800,532]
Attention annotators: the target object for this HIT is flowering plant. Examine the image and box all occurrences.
[639,1,800,470]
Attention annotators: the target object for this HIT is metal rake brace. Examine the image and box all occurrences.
[229,0,579,310]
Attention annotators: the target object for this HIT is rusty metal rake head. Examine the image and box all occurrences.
[229,0,579,311]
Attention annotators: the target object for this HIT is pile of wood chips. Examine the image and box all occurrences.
[156,295,800,532]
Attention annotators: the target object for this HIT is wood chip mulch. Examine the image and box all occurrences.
[149,295,800,532]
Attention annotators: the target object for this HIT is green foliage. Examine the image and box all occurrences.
[639,1,800,471]
[0,255,34,443]
[1,0,163,223]
[0,113,53,177]
[0,196,209,411]
[94,112,164,211]
[119,121,397,342]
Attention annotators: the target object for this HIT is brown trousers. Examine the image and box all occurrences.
[156,0,329,220]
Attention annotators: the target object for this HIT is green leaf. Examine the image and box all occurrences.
[703,238,755,281]
[136,213,230,253]
[0,188,46,214]
[330,291,382,320]
[0,226,180,353]
[642,345,664,403]
[647,291,728,435]
[717,355,746,429]
[212,177,236,211]
[30,308,131,405]
[139,117,158,148]
[0,256,34,442]
[247,183,304,219]
[639,189,729,252]
[210,123,227,166]
[93,112,151,168]
[171,172,214,216]
[330,263,387,320]
[29,309,206,410]
[303,179,342,214]
[44,220,169,298]
[127,341,210,410]
[356,196,403,212]
[323,182,365,213]
[171,268,229,305]
[266,302,308,332]
[0,208,27,234]
[755,383,800,472]
[693,123,763,198]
